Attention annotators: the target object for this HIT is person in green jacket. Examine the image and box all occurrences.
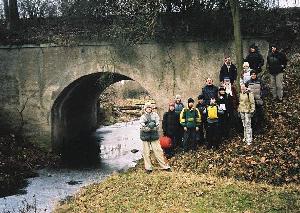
[179,98,201,151]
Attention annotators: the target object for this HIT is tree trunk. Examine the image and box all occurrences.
[229,0,243,90]
[165,0,172,13]
[8,0,19,30]
[3,0,9,20]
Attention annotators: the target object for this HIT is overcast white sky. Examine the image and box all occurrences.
[279,0,300,7]
[0,0,299,15]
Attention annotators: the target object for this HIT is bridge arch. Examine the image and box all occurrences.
[50,71,149,163]
[0,39,270,164]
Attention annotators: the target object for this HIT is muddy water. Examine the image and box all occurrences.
[0,120,142,212]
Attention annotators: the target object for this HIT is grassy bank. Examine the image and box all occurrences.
[55,169,300,213]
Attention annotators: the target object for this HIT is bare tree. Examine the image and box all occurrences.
[3,0,9,19]
[229,0,243,90]
[7,0,19,30]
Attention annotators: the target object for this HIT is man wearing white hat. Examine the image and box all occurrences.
[140,102,171,174]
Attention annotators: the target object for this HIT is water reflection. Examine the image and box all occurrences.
[0,120,142,212]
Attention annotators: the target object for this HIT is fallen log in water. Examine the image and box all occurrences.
[114,106,142,111]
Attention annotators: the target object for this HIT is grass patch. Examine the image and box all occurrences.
[196,184,299,213]
[55,169,299,213]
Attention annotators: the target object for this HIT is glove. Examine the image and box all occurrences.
[184,127,187,131]
[196,127,199,131]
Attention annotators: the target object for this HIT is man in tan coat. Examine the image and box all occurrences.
[140,102,171,173]
[238,84,255,145]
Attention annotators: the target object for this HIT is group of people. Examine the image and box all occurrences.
[139,43,287,173]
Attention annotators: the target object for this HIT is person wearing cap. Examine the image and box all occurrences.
[217,86,230,139]
[201,78,219,106]
[240,61,252,85]
[238,84,255,145]
[140,102,171,173]
[162,102,180,158]
[245,70,267,134]
[245,44,264,73]
[219,56,238,84]
[179,98,201,152]
[267,44,288,101]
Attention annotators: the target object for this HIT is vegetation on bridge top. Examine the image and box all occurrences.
[0,2,299,46]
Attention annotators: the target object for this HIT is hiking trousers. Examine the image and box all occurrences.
[240,112,252,144]
[182,128,197,151]
[270,73,283,99]
[142,140,170,171]
[252,104,264,133]
[206,122,220,149]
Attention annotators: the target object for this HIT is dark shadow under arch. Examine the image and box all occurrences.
[51,72,132,165]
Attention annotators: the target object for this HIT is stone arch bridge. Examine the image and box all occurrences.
[0,39,268,161]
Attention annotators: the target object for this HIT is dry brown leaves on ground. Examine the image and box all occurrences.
[169,54,300,186]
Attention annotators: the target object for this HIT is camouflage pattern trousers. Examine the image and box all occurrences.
[240,112,252,144]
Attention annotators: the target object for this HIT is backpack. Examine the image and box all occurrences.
[207,105,218,119]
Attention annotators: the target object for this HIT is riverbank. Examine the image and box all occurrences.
[0,120,143,212]
[0,132,60,197]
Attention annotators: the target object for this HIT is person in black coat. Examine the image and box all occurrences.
[267,44,288,101]
[219,56,237,84]
[217,87,230,139]
[196,95,206,145]
[201,78,219,106]
[162,102,180,157]
[245,44,264,73]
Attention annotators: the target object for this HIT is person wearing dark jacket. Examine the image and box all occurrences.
[223,77,239,131]
[201,78,219,106]
[267,44,288,101]
[217,87,230,139]
[179,98,201,152]
[245,70,267,134]
[162,102,180,157]
[245,44,264,73]
[219,56,237,84]
[203,97,224,149]
[196,95,206,145]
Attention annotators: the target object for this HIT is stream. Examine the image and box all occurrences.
[0,120,142,212]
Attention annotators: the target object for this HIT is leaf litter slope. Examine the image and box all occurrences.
[170,54,300,186]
